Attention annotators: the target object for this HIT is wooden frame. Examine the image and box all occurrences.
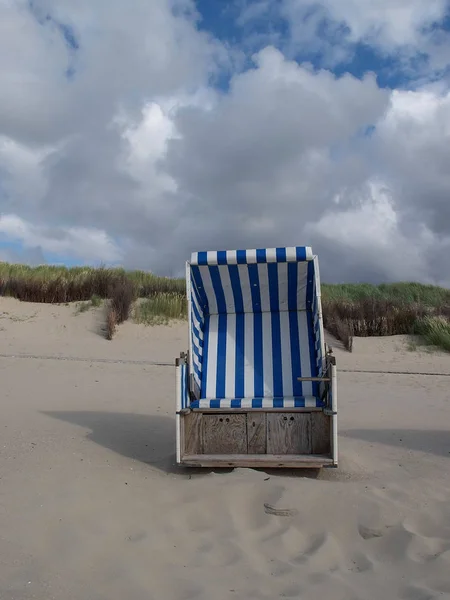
[179,454,334,468]
[176,350,338,469]
[178,409,334,468]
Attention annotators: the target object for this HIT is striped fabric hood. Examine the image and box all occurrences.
[186,246,325,408]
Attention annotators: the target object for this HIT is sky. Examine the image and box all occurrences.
[1,0,450,284]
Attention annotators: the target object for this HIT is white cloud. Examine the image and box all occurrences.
[1,0,450,285]
[153,47,390,270]
[281,0,450,70]
[0,0,225,266]
[308,181,440,284]
[119,102,178,193]
[373,87,450,235]
[0,214,121,264]
[287,0,446,46]
[0,136,56,216]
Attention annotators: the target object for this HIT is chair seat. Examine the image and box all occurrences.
[189,396,325,409]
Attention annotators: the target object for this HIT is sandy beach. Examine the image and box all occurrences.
[1,297,450,600]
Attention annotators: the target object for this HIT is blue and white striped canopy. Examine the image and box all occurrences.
[190,246,313,266]
[187,246,325,409]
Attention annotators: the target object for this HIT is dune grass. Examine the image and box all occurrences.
[414,316,450,353]
[321,282,450,307]
[0,262,185,339]
[76,294,103,313]
[0,262,184,302]
[321,283,450,352]
[133,294,187,326]
[1,262,449,351]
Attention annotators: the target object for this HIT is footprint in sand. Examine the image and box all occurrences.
[264,503,298,517]
[358,524,384,540]
[348,551,373,573]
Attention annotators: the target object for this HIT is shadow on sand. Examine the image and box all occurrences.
[42,410,323,479]
[42,410,203,476]
[342,428,450,458]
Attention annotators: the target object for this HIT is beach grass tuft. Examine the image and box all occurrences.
[133,294,187,326]
[414,316,450,353]
[76,294,103,313]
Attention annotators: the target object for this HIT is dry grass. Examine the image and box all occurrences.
[321,284,450,352]
[106,307,117,341]
[322,298,429,351]
[0,263,184,302]
[0,262,184,339]
[1,262,450,351]
[104,276,136,339]
[109,276,135,324]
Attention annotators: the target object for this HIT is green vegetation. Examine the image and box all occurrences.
[76,294,103,313]
[414,316,450,353]
[321,282,450,307]
[321,283,450,352]
[1,263,449,351]
[0,262,184,302]
[134,294,187,326]
[0,262,185,339]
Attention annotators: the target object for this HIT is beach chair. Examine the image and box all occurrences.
[175,246,338,468]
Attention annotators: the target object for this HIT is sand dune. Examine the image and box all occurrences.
[1,298,450,599]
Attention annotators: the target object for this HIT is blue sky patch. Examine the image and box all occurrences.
[194,0,450,91]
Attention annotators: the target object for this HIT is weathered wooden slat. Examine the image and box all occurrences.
[202,414,247,454]
[181,454,334,468]
[183,412,203,455]
[267,413,311,455]
[311,411,331,455]
[247,413,266,454]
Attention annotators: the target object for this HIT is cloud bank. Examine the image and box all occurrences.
[1,0,450,284]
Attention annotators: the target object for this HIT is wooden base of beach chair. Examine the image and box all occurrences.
[180,455,335,469]
[178,410,336,469]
